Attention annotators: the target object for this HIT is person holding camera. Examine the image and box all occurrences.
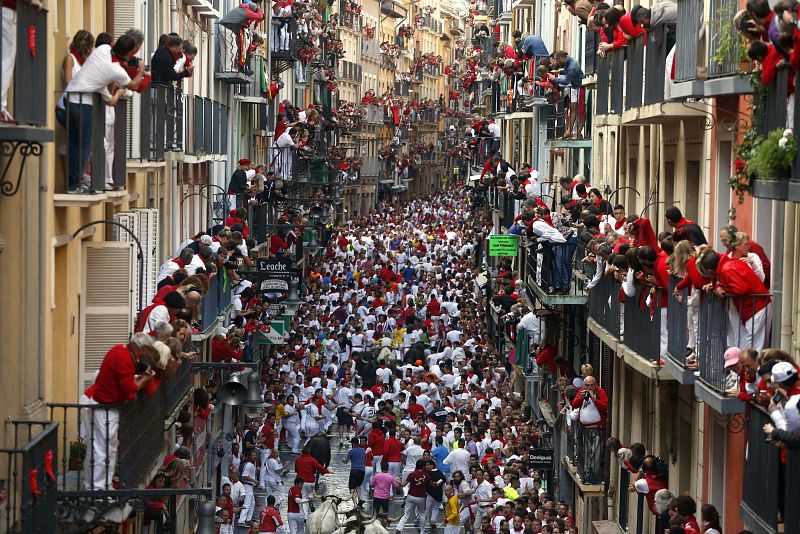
[569,376,607,484]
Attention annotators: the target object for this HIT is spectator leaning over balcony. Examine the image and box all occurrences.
[137,291,187,334]
[698,248,771,350]
[720,225,771,288]
[273,127,298,179]
[665,206,707,246]
[637,245,670,357]
[60,33,145,193]
[80,333,156,489]
[229,158,252,208]
[630,454,668,516]
[548,51,585,139]
[569,376,607,482]
[1,0,45,123]
[767,361,800,433]
[672,242,711,364]
[151,35,193,83]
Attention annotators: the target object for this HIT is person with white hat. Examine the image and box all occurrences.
[767,360,800,433]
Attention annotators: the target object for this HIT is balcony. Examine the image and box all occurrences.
[587,265,622,340]
[694,293,770,414]
[381,53,397,71]
[525,240,589,305]
[340,60,363,83]
[271,145,331,183]
[138,84,184,161]
[214,25,255,84]
[362,38,381,61]
[395,80,411,96]
[365,104,385,125]
[662,275,695,385]
[749,70,800,202]
[594,53,623,116]
[184,96,229,159]
[704,0,753,96]
[741,406,800,534]
[563,425,606,489]
[57,92,132,194]
[671,0,705,99]
[234,55,268,102]
[619,284,664,377]
[339,11,362,31]
[0,421,59,533]
[0,1,53,144]
[380,0,406,18]
[201,272,233,330]
[361,156,382,177]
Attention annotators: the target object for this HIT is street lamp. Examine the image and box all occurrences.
[283,278,303,315]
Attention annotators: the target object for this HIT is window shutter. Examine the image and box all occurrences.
[80,242,136,392]
[114,208,160,307]
[112,0,137,39]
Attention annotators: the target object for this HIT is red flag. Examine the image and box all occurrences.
[44,450,56,481]
[28,469,39,497]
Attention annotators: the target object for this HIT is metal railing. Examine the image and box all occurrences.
[697,292,772,393]
[609,51,624,114]
[527,240,582,296]
[574,425,605,485]
[707,0,740,77]
[643,27,673,105]
[364,104,384,124]
[622,285,663,362]
[185,96,229,157]
[588,271,622,338]
[57,92,129,193]
[0,421,59,533]
[0,1,48,126]
[667,275,690,365]
[362,38,381,59]
[675,0,703,81]
[339,11,361,30]
[202,274,233,331]
[49,394,167,492]
[625,35,645,110]
[140,84,184,160]
[584,30,598,76]
[234,56,268,99]
[596,55,610,115]
[742,405,780,532]
[395,81,410,96]
[271,17,299,56]
[759,68,789,138]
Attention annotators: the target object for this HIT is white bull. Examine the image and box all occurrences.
[306,497,344,534]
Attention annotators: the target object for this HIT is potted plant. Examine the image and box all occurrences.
[69,440,86,471]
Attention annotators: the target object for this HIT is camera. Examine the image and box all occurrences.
[772,391,785,404]
[583,390,591,400]
[127,56,141,68]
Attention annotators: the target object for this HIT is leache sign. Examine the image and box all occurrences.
[489,235,519,257]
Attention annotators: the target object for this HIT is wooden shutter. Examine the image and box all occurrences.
[114,209,160,307]
[79,242,136,392]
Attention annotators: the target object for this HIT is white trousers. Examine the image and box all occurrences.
[288,512,306,534]
[740,305,770,352]
[80,396,120,490]
[361,465,374,496]
[239,486,256,524]
[445,525,461,534]
[396,495,427,534]
[104,112,115,187]
[687,289,700,349]
[425,495,442,525]
[1,7,16,113]
[659,307,668,357]
[285,424,301,453]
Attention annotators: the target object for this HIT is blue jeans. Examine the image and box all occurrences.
[66,102,93,190]
[561,235,578,288]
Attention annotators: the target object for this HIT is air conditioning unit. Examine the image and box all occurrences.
[114,208,160,309]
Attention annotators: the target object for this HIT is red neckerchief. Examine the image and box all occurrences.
[173,258,186,268]
[614,218,625,230]
[71,48,87,66]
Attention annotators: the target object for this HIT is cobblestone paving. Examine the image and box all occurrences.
[235,433,417,533]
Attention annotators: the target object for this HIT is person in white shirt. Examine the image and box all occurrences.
[61,38,145,193]
[442,442,472,481]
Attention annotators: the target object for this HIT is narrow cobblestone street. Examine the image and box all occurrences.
[236,434,413,533]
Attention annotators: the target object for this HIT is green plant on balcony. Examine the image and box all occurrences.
[710,6,749,69]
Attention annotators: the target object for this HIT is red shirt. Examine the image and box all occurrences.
[259,506,283,532]
[368,428,385,455]
[717,258,770,322]
[426,300,441,316]
[407,403,425,420]
[405,469,431,498]
[287,486,303,513]
[91,344,139,404]
[294,454,328,483]
[642,473,667,515]
[383,436,404,462]
[676,256,711,291]
[570,386,609,427]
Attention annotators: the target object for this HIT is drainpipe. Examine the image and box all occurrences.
[38,147,49,402]
[170,0,179,31]
[778,203,795,350]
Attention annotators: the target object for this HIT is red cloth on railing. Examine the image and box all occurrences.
[716,259,770,322]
